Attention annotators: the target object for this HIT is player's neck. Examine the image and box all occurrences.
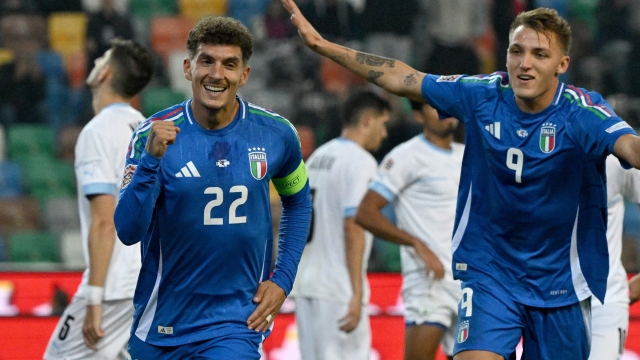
[340,128,367,149]
[191,99,239,130]
[424,131,453,150]
[91,86,131,114]
[514,80,560,114]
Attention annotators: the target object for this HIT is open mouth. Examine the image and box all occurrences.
[204,84,225,94]
[517,75,534,82]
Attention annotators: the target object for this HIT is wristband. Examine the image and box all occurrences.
[85,285,104,306]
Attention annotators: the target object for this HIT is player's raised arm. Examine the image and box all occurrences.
[281,0,425,102]
[613,134,640,170]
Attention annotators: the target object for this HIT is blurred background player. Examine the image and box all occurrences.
[291,90,390,360]
[114,16,311,359]
[356,101,463,360]
[590,156,640,360]
[43,38,154,360]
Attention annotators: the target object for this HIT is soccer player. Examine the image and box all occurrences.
[590,156,640,360]
[44,38,154,360]
[280,1,640,359]
[355,101,463,360]
[113,16,311,359]
[291,90,390,360]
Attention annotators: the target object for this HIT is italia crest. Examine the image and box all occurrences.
[457,320,469,343]
[539,123,557,153]
[248,148,267,180]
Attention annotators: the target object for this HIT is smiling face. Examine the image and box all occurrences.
[184,42,250,119]
[507,25,570,113]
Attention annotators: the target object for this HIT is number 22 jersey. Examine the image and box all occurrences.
[422,73,637,307]
[114,97,310,346]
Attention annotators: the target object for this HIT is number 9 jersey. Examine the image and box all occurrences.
[114,97,311,346]
[421,73,637,307]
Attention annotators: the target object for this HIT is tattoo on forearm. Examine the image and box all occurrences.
[355,52,395,67]
[330,53,348,66]
[404,72,418,86]
[367,70,384,84]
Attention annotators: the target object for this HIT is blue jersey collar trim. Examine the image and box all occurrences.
[184,96,244,135]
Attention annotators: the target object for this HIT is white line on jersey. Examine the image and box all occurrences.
[484,122,501,139]
[175,161,201,178]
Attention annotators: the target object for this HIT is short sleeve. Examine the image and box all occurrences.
[75,127,117,197]
[342,152,377,218]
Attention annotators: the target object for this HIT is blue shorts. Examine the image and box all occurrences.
[129,332,266,360]
[453,280,591,360]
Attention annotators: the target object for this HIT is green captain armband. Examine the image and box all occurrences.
[272,160,308,196]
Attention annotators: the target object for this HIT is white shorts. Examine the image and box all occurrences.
[294,297,371,360]
[44,294,134,360]
[403,274,460,355]
[589,300,628,360]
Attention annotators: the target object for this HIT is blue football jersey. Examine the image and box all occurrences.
[114,97,311,346]
[422,73,637,307]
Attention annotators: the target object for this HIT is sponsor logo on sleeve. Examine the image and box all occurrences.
[436,74,462,82]
[605,121,632,133]
[121,164,137,189]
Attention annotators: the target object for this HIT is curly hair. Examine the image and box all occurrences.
[108,38,154,98]
[186,16,253,63]
[509,8,572,55]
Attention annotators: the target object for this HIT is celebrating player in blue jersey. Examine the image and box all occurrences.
[281,1,640,359]
[114,16,312,359]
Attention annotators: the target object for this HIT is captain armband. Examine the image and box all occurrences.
[272,160,308,196]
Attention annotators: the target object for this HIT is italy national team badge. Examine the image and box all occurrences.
[248,148,267,180]
[539,123,557,153]
[457,320,470,343]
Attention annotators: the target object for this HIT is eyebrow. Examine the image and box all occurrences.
[197,53,242,63]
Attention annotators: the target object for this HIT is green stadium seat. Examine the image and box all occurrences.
[20,156,75,204]
[130,0,177,19]
[7,124,56,162]
[142,87,187,117]
[9,231,60,262]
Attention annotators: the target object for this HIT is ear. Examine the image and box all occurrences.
[184,57,192,81]
[238,65,251,88]
[556,55,570,76]
[98,64,111,83]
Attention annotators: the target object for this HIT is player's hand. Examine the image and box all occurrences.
[247,280,286,332]
[280,0,324,49]
[82,304,105,350]
[145,121,180,158]
[414,240,445,280]
[630,274,640,305]
[339,296,362,333]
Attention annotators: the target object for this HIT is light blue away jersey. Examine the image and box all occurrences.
[114,97,311,346]
[422,73,637,307]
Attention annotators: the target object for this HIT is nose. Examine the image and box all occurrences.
[209,63,224,80]
[520,53,532,70]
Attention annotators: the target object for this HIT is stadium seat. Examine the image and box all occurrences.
[142,86,187,117]
[0,161,23,197]
[0,124,6,161]
[0,197,41,234]
[43,197,79,235]
[167,50,192,97]
[150,16,196,65]
[130,0,177,20]
[7,124,57,162]
[179,0,227,20]
[48,12,88,65]
[57,124,83,163]
[20,156,75,204]
[8,231,60,262]
[59,229,84,269]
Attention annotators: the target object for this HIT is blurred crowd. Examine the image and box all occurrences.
[1,0,640,272]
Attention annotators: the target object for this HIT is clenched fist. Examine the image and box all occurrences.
[145,121,180,158]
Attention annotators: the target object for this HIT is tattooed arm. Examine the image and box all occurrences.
[281,0,425,102]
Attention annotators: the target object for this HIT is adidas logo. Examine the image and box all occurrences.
[484,122,501,139]
[175,161,200,178]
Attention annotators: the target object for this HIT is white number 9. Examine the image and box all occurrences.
[506,148,524,183]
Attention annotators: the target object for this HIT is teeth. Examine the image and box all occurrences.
[204,85,224,92]
[519,76,532,80]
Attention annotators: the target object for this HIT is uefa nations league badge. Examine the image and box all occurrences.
[248,148,267,180]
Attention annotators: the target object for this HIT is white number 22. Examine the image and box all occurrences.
[506,148,524,183]
[203,185,248,225]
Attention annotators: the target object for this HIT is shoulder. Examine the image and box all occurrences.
[561,85,618,121]
[244,100,297,137]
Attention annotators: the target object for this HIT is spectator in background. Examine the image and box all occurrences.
[362,0,417,66]
[0,39,46,126]
[85,0,134,72]
[299,0,362,43]
[264,0,296,39]
[43,38,154,360]
[422,0,489,76]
